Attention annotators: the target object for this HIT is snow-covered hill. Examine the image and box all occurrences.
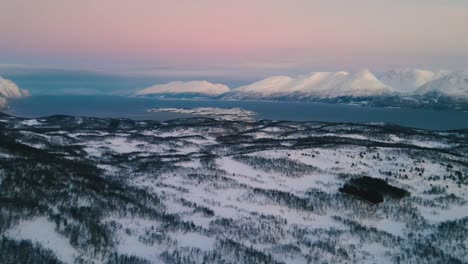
[135,80,229,97]
[0,114,467,263]
[226,69,393,99]
[376,69,448,93]
[0,77,29,108]
[415,72,468,98]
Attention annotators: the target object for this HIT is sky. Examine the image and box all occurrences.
[1,0,468,77]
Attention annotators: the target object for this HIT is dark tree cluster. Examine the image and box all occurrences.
[339,176,409,204]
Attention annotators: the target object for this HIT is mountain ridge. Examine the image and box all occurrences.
[134,69,468,110]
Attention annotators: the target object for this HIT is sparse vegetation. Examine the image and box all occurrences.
[0,114,466,263]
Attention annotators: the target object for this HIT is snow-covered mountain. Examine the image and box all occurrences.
[135,80,230,97]
[376,69,448,93]
[226,69,393,99]
[0,77,29,108]
[132,69,468,110]
[225,75,293,98]
[415,71,468,98]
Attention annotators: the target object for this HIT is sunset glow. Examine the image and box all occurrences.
[1,0,468,71]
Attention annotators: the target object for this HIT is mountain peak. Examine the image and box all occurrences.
[355,68,373,77]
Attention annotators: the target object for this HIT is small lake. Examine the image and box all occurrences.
[5,95,468,130]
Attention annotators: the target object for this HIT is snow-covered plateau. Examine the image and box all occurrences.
[0,113,467,263]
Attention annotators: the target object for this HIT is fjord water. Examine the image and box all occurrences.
[6,95,468,130]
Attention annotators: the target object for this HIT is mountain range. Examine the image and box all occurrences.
[2,68,468,110]
[224,69,394,99]
[136,69,468,110]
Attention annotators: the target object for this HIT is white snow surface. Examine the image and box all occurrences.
[5,217,79,263]
[2,117,467,263]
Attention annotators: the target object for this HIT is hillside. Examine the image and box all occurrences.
[0,113,467,263]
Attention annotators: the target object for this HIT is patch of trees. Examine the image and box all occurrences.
[253,187,314,211]
[339,176,409,204]
[0,237,62,264]
[217,239,280,264]
[106,253,151,264]
[234,155,319,177]
[208,216,286,245]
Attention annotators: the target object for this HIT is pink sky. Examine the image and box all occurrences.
[1,0,468,73]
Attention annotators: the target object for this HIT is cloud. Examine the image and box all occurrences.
[135,81,230,97]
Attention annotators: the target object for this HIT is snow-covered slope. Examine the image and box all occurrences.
[415,72,468,98]
[1,115,467,263]
[135,80,230,97]
[226,75,293,98]
[0,77,29,108]
[227,69,393,99]
[376,69,448,93]
[325,69,394,97]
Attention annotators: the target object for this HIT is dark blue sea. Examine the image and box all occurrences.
[5,96,468,130]
[2,70,467,130]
